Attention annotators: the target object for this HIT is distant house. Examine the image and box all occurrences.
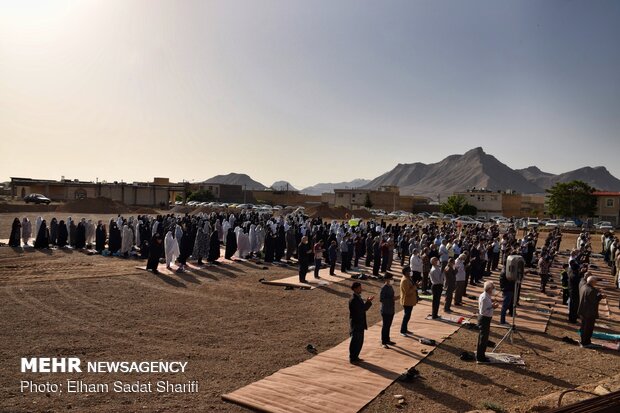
[593,192,620,226]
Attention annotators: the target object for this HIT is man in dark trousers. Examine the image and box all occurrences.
[568,250,583,323]
[349,282,374,363]
[578,275,605,347]
[297,236,312,283]
[477,281,498,363]
[328,240,338,275]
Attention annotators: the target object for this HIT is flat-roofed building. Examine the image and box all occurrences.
[593,191,620,226]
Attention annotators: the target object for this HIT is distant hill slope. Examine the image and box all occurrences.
[363,147,544,197]
[203,173,267,191]
[517,166,620,191]
[270,181,298,191]
[300,179,371,195]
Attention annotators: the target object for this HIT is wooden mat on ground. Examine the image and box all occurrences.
[222,299,476,413]
[260,267,365,289]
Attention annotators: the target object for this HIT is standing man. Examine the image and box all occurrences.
[454,254,467,306]
[499,268,515,325]
[297,236,312,283]
[568,250,583,323]
[477,281,498,363]
[439,239,449,271]
[578,275,605,348]
[340,235,350,274]
[443,258,457,313]
[313,239,325,279]
[429,257,444,319]
[409,249,423,285]
[349,282,374,363]
[399,266,418,336]
[380,273,398,348]
[328,240,338,275]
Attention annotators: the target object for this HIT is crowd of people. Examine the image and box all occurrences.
[5,211,618,358]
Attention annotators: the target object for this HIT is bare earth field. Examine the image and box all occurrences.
[0,212,618,413]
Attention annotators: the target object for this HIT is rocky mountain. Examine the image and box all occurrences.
[203,173,267,191]
[270,181,298,191]
[300,179,371,196]
[517,166,620,191]
[363,147,543,197]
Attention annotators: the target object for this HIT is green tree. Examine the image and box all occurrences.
[187,189,215,202]
[440,195,478,216]
[546,180,596,218]
[364,193,373,209]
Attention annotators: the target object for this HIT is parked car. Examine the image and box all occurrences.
[596,221,614,230]
[452,216,481,225]
[563,220,577,228]
[527,218,539,227]
[545,220,559,228]
[24,194,51,205]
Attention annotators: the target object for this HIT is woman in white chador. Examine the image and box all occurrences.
[22,218,32,246]
[85,220,96,246]
[237,230,251,259]
[248,224,258,256]
[120,225,133,256]
[164,231,179,270]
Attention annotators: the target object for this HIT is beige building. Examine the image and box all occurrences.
[11,177,178,207]
[594,191,620,226]
[453,189,547,218]
[454,189,503,218]
[331,185,429,212]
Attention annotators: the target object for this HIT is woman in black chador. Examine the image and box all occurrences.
[9,218,21,247]
[264,229,275,263]
[225,228,238,260]
[69,220,77,247]
[49,218,58,246]
[33,220,50,249]
[275,226,285,262]
[75,220,86,249]
[108,222,121,254]
[207,230,221,263]
[95,221,107,253]
[57,220,68,248]
[146,233,163,274]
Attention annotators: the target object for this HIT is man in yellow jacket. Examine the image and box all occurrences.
[400,266,419,336]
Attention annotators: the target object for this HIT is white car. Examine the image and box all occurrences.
[545,220,559,228]
[527,218,539,227]
[452,216,481,225]
[563,220,577,228]
[596,221,614,230]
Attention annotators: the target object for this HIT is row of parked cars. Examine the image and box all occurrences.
[176,201,296,212]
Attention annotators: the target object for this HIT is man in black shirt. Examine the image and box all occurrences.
[349,282,374,363]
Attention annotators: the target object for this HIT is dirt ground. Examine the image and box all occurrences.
[0,213,617,413]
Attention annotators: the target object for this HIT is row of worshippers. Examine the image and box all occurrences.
[9,217,97,250]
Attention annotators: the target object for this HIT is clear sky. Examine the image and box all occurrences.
[1,0,619,189]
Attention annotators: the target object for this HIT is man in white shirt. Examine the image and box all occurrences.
[429,257,444,319]
[439,239,449,271]
[409,248,423,282]
[477,281,498,362]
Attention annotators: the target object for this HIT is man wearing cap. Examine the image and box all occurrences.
[578,275,606,347]
[349,282,374,363]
